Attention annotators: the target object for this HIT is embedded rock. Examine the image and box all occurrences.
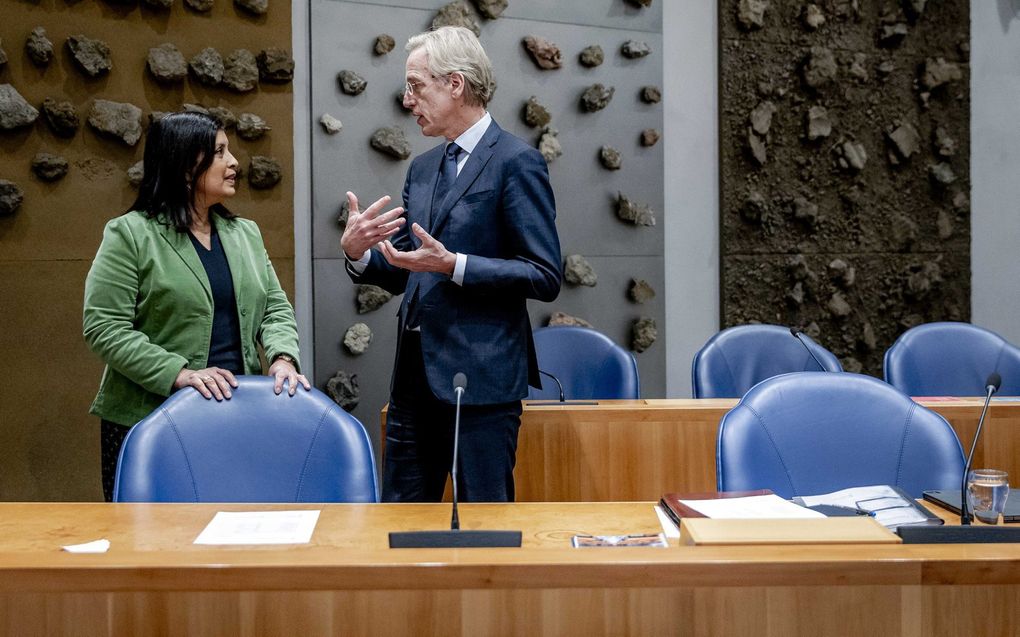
[0,180,24,217]
[523,36,562,70]
[0,85,40,130]
[628,279,656,304]
[31,153,69,181]
[87,100,142,146]
[343,323,372,355]
[921,57,962,91]
[325,370,359,412]
[257,48,294,83]
[879,23,909,47]
[223,49,259,92]
[522,96,551,128]
[0,38,7,71]
[579,45,604,68]
[886,121,920,164]
[828,259,856,288]
[432,2,480,37]
[374,34,395,56]
[849,53,869,81]
[236,112,270,140]
[183,103,210,115]
[641,129,660,147]
[208,106,237,129]
[891,213,919,248]
[185,0,214,10]
[547,312,593,328]
[877,60,896,77]
[842,357,864,374]
[320,113,343,134]
[621,40,651,59]
[748,129,767,165]
[234,0,267,15]
[599,146,622,170]
[802,46,837,88]
[827,292,851,317]
[66,35,112,77]
[147,43,187,83]
[616,192,655,226]
[806,105,831,140]
[337,199,349,227]
[860,322,877,352]
[190,48,224,86]
[248,155,282,189]
[564,254,597,287]
[742,191,766,223]
[370,127,412,160]
[631,317,657,353]
[537,127,562,163]
[41,98,79,137]
[338,70,367,95]
[934,127,956,157]
[472,0,507,20]
[936,209,953,239]
[641,86,662,104]
[26,27,54,67]
[737,0,769,30]
[581,84,614,112]
[625,0,653,7]
[803,3,825,30]
[792,196,818,226]
[127,160,144,187]
[787,281,805,306]
[836,139,867,172]
[928,162,956,186]
[749,100,775,136]
[356,285,392,314]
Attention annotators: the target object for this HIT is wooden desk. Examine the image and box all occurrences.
[511,398,1020,502]
[1,502,1018,636]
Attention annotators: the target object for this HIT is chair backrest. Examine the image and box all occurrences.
[717,372,965,499]
[691,324,843,398]
[115,376,378,502]
[884,321,1020,396]
[528,326,640,400]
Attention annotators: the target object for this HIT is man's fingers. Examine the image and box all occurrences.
[361,195,393,219]
[346,191,360,216]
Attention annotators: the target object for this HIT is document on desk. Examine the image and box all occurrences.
[678,494,825,519]
[797,485,941,529]
[194,510,321,545]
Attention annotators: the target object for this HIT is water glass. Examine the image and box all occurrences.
[966,469,1010,524]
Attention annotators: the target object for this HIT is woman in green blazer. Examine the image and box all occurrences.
[84,112,309,501]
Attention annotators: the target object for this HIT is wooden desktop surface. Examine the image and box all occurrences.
[1,501,1019,636]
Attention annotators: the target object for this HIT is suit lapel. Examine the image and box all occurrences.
[158,221,211,300]
[422,147,445,234]
[429,121,501,236]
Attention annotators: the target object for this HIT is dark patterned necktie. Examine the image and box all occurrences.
[432,142,462,210]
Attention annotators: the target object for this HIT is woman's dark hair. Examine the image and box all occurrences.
[127,111,236,231]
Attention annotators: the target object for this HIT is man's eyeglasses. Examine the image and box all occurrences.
[404,74,448,97]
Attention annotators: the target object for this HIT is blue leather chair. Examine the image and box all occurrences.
[884,322,1020,396]
[528,326,640,400]
[717,372,965,498]
[692,324,842,398]
[115,376,378,502]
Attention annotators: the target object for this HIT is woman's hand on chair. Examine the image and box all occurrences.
[268,358,311,396]
[174,367,238,401]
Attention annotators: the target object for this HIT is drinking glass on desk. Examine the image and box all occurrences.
[967,469,1009,524]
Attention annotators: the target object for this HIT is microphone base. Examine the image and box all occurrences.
[389,530,523,548]
[897,525,1020,544]
[524,400,599,406]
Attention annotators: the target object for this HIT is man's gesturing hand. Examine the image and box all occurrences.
[340,191,405,260]
[380,223,456,275]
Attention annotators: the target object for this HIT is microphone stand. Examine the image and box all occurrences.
[525,369,598,406]
[789,327,829,371]
[539,369,565,402]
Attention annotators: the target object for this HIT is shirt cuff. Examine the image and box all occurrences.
[346,250,371,274]
[452,253,467,286]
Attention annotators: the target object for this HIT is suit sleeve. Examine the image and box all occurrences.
[460,147,562,302]
[83,219,188,396]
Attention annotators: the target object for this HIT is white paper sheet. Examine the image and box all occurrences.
[193,510,321,545]
[62,538,110,553]
[678,494,825,519]
[653,504,681,538]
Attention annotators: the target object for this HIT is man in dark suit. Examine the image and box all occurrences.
[341,26,562,502]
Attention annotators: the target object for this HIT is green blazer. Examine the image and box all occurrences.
[83,211,301,427]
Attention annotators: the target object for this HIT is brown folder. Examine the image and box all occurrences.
[659,490,773,527]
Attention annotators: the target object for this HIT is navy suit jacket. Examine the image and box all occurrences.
[348,120,561,405]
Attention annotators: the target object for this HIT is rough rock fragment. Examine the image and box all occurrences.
[0,180,24,217]
[0,38,7,71]
[737,0,769,30]
[523,36,562,70]
[802,46,837,88]
[621,40,651,59]
[222,49,259,92]
[886,121,920,164]
[356,285,392,314]
[325,370,359,412]
[616,193,655,226]
[806,105,831,140]
[748,129,767,165]
[879,23,908,47]
[828,259,855,288]
[860,322,877,352]
[374,34,395,56]
[749,100,775,136]
[792,196,818,225]
[580,84,614,112]
[338,70,367,95]
[343,323,372,355]
[40,98,79,137]
[803,4,825,30]
[547,312,592,328]
[836,139,867,172]
[185,0,214,10]
[564,254,597,287]
[928,162,956,186]
[207,106,237,130]
[921,57,962,90]
[579,45,604,68]
[786,281,805,306]
[87,100,143,146]
[631,317,657,353]
[147,43,187,83]
[31,153,69,181]
[320,113,343,135]
[877,60,896,77]
[641,129,660,146]
[522,96,551,128]
[628,279,656,304]
[936,209,953,239]
[248,155,282,189]
[842,357,864,374]
[26,27,54,67]
[370,127,412,160]
[234,0,267,15]
[827,292,851,317]
[891,213,919,248]
[849,53,868,81]
[537,127,562,163]
[66,35,113,77]
[599,146,622,170]
[127,160,144,188]
[432,2,480,37]
[0,85,40,130]
[952,191,969,212]
[337,199,349,227]
[190,48,224,85]
[641,86,662,104]
[257,48,294,83]
[236,113,270,141]
[472,0,507,18]
[742,191,766,224]
[934,127,956,157]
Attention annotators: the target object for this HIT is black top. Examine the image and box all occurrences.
[189,227,244,374]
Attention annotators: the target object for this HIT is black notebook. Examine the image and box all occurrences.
[923,490,1020,523]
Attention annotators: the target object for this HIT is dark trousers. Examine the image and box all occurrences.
[100,419,130,502]
[383,330,522,503]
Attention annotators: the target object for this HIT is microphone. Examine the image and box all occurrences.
[389,372,522,548]
[898,371,1020,543]
[789,326,828,371]
[960,373,1001,525]
[538,369,565,402]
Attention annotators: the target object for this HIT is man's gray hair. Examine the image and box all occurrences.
[406,26,496,107]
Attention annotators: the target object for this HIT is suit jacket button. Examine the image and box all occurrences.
[240,308,247,316]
